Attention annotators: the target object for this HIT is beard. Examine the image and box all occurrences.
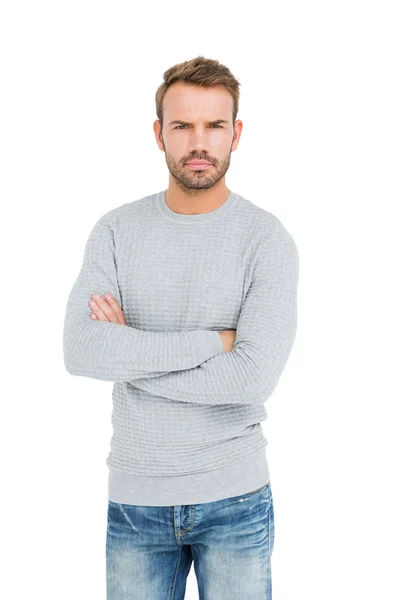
[162,138,233,194]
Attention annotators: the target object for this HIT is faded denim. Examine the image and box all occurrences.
[106,481,275,599]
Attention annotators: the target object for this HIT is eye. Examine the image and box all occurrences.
[174,124,223,130]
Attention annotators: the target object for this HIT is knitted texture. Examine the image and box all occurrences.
[63,189,299,505]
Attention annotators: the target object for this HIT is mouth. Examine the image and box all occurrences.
[185,161,213,170]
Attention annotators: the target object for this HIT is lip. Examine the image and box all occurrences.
[186,160,212,165]
[185,161,213,170]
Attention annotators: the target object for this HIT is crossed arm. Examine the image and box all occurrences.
[63,212,226,382]
[63,212,299,406]
[127,219,299,405]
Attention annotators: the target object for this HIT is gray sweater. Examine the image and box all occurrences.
[63,189,299,506]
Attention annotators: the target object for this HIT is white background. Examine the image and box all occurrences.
[1,1,399,598]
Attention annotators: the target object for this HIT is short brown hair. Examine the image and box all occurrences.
[155,56,241,131]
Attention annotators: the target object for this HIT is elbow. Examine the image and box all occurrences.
[235,375,278,406]
[63,333,86,377]
[63,320,89,377]
[228,347,272,404]
[237,358,285,405]
[63,344,115,382]
[246,330,297,404]
[246,377,275,405]
[63,343,98,379]
[225,367,271,405]
[63,352,81,377]
[246,352,295,405]
[63,341,74,375]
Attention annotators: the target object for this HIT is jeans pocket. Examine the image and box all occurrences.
[246,481,271,496]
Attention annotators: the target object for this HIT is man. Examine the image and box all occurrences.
[63,55,299,600]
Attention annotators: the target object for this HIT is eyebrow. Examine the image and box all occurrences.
[169,119,230,126]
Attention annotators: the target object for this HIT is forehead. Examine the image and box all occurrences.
[163,83,233,120]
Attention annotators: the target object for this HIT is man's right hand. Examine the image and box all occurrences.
[218,330,237,352]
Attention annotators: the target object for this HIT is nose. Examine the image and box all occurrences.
[187,127,211,154]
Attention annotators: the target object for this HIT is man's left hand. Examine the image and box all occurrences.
[88,294,127,325]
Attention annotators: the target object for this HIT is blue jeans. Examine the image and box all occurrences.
[106,481,275,599]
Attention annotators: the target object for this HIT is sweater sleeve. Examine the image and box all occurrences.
[62,212,224,382]
[127,218,299,405]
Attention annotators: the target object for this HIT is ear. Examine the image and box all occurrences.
[153,120,165,152]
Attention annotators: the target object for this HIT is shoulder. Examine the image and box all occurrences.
[93,192,158,230]
[235,192,298,252]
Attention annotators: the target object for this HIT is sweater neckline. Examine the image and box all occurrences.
[156,188,238,224]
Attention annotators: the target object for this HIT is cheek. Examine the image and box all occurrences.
[166,144,188,165]
[213,137,232,157]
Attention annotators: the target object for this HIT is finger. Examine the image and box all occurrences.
[104,294,126,325]
[90,295,119,323]
[92,294,122,324]
[88,299,109,321]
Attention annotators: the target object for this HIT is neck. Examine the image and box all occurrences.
[165,180,230,215]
